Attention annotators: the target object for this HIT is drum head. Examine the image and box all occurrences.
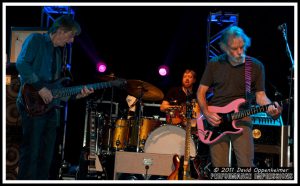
[144,125,196,157]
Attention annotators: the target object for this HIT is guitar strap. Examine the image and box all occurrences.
[52,47,58,80]
[245,56,252,107]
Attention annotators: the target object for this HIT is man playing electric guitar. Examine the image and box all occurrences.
[197,26,282,168]
[15,15,95,180]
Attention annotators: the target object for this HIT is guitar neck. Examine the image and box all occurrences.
[184,121,191,162]
[232,103,272,120]
[183,119,191,179]
[89,109,97,158]
[52,82,112,98]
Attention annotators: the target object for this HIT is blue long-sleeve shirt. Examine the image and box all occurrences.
[16,33,62,103]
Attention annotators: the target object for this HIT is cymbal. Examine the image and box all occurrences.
[97,73,117,81]
[126,80,164,101]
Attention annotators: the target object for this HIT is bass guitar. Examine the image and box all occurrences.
[197,98,290,145]
[168,101,193,180]
[21,77,126,116]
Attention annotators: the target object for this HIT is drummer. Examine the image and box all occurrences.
[160,69,199,127]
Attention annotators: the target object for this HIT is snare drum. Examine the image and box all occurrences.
[165,106,184,125]
[144,125,196,157]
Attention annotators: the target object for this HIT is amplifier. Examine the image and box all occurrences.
[113,151,174,180]
[252,125,281,145]
[251,113,283,126]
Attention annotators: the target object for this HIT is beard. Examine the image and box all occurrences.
[227,53,245,65]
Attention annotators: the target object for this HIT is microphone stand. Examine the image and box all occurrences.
[280,24,294,166]
[279,25,294,128]
[280,25,294,67]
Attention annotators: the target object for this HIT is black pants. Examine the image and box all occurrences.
[16,102,59,180]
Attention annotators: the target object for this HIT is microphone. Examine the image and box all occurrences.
[277,23,287,31]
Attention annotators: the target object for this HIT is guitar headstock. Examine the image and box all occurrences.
[111,78,127,88]
[279,97,293,106]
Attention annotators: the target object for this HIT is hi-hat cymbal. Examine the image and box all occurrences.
[126,80,164,101]
[97,73,117,81]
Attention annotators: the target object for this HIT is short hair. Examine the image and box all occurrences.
[219,26,251,51]
[183,69,197,79]
[48,15,81,35]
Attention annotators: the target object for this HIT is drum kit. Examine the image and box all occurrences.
[92,75,167,154]
[77,74,208,179]
[86,73,203,155]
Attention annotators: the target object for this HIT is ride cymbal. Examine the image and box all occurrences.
[126,80,164,101]
[97,73,117,81]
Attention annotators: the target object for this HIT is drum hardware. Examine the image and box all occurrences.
[126,80,164,102]
[126,80,164,152]
[97,73,120,154]
[166,105,184,125]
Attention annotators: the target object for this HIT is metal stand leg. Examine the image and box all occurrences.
[58,103,70,179]
[228,141,232,167]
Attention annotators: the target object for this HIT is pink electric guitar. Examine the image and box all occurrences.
[197,98,289,145]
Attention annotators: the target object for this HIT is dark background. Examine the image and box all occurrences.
[5,5,295,168]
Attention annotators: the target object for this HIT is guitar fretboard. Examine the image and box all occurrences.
[184,120,191,162]
[232,99,289,120]
[232,104,270,120]
[89,110,97,157]
[52,82,112,98]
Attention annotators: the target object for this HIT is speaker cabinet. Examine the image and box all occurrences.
[6,132,21,180]
[113,151,174,180]
[6,75,21,127]
[230,124,289,168]
[252,125,281,146]
[252,124,290,167]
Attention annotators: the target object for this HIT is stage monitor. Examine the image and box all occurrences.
[9,27,47,63]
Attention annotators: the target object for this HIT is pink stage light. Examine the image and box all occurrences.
[158,65,169,76]
[97,62,107,73]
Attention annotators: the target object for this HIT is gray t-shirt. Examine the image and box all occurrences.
[200,54,265,107]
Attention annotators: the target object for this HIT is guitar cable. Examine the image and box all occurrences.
[145,165,149,180]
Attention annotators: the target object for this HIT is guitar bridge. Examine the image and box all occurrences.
[204,131,209,140]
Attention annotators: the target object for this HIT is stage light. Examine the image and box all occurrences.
[97,61,107,73]
[158,65,169,76]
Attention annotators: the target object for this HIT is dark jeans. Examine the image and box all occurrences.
[16,101,59,180]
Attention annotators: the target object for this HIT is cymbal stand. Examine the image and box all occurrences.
[135,86,145,152]
[105,86,114,154]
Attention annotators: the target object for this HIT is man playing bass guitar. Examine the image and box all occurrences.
[15,15,94,180]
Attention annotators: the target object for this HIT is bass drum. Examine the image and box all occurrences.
[144,125,196,157]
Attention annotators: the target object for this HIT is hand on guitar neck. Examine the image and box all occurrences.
[22,77,126,116]
[197,98,290,145]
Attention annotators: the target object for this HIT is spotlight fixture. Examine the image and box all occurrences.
[97,61,107,73]
[158,65,169,76]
